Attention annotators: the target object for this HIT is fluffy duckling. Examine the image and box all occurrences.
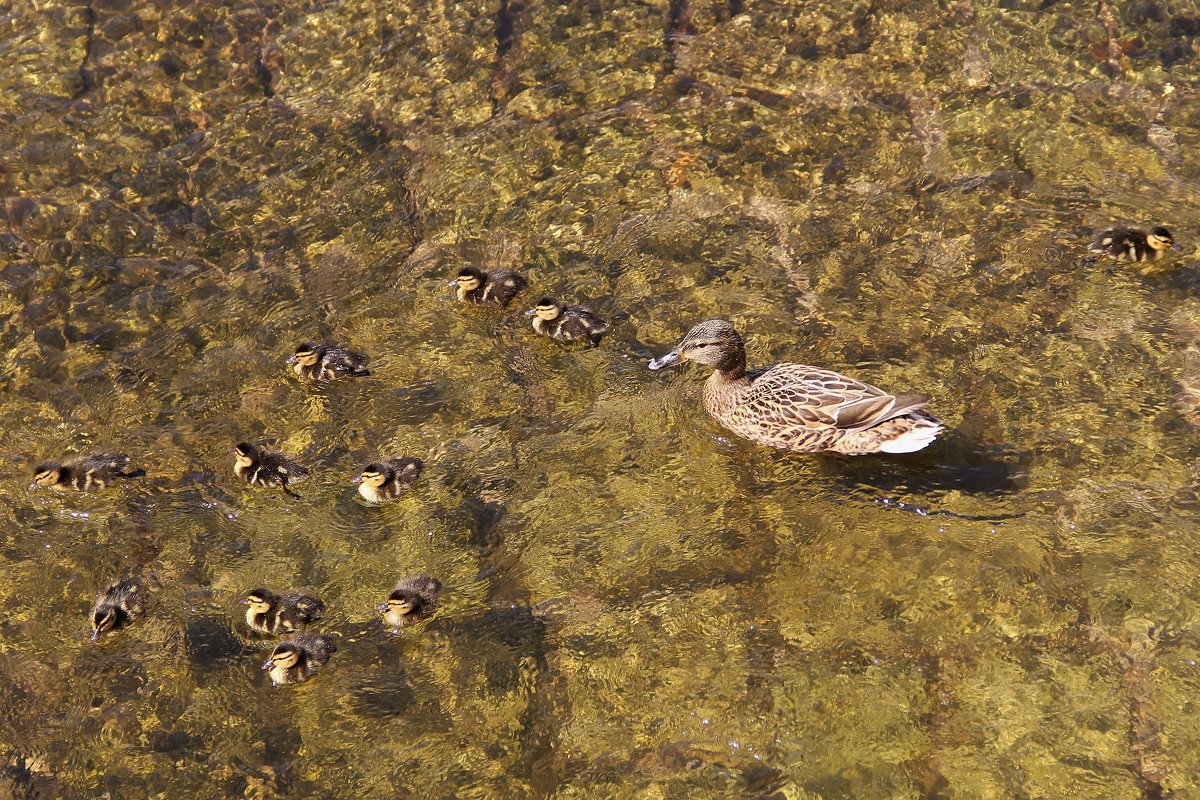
[288,342,371,381]
[1088,225,1178,262]
[450,266,527,307]
[32,453,144,492]
[243,588,325,635]
[91,578,145,641]
[355,457,423,503]
[263,633,337,686]
[649,320,943,455]
[232,442,311,498]
[379,575,442,631]
[526,297,609,346]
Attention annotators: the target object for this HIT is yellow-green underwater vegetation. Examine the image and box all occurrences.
[3,0,1200,797]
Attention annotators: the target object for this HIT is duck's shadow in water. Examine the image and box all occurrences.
[738,431,1030,520]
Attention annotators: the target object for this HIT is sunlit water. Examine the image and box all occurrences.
[3,0,1200,796]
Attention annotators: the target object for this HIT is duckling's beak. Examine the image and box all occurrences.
[648,350,683,370]
[1172,243,1183,252]
[262,658,275,670]
[376,602,388,613]
[90,629,101,642]
[286,355,297,364]
[240,597,250,605]
[447,279,459,287]
[352,474,363,484]
[524,308,537,317]
[27,481,38,490]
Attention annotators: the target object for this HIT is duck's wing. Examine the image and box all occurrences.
[736,364,924,432]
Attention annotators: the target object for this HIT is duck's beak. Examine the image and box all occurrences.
[352,474,363,484]
[648,350,683,370]
[448,279,459,287]
[1171,243,1183,252]
[262,658,274,670]
[286,355,297,364]
[240,598,250,605]
[27,481,38,490]
[524,308,537,317]
[377,602,388,613]
[90,629,101,642]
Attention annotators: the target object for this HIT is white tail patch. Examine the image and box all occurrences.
[878,420,943,453]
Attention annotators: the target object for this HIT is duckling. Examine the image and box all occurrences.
[243,588,325,635]
[232,442,310,498]
[1088,225,1178,262]
[31,453,145,492]
[263,633,337,686]
[379,575,442,631]
[649,320,944,455]
[91,578,145,641]
[287,342,371,381]
[525,297,609,346]
[450,266,528,307]
[355,457,424,503]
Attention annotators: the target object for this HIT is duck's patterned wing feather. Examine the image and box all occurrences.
[727,365,908,448]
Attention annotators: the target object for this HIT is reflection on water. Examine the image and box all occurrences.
[4,0,1200,796]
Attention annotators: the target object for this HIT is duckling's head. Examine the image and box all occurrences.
[649,319,746,372]
[243,589,277,613]
[290,343,321,367]
[1148,227,1176,251]
[31,462,62,488]
[233,443,260,468]
[358,464,389,488]
[384,589,419,617]
[452,266,485,291]
[92,606,117,641]
[526,297,564,320]
[264,642,301,671]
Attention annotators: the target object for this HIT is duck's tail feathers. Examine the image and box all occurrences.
[877,416,944,454]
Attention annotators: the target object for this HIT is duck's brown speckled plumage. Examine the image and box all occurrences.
[650,320,943,455]
[1088,225,1176,263]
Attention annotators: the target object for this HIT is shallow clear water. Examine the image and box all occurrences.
[3,0,1200,796]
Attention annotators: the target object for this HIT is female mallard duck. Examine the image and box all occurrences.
[1088,225,1178,262]
[32,453,145,492]
[450,266,527,307]
[526,297,608,346]
[379,575,441,631]
[288,342,371,381]
[243,588,325,635]
[91,578,145,641]
[263,633,337,686]
[232,443,310,497]
[649,320,943,454]
[355,457,423,504]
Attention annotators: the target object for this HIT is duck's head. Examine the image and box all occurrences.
[91,605,117,641]
[1148,227,1178,252]
[451,266,485,291]
[526,297,564,320]
[264,642,301,671]
[288,343,322,367]
[31,462,61,489]
[243,588,277,612]
[233,443,260,468]
[649,319,746,372]
[357,464,390,488]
